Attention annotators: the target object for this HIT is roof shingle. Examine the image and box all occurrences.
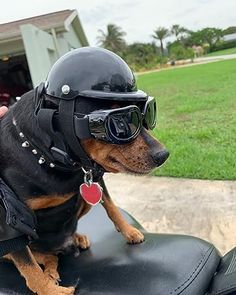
[0,10,74,39]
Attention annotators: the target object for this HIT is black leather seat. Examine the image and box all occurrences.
[0,205,236,295]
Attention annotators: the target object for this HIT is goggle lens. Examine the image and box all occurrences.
[107,108,141,143]
[144,98,157,130]
[75,97,158,144]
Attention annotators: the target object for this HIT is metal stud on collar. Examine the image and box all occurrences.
[13,119,57,169]
[13,119,80,172]
[22,141,29,148]
[38,156,45,165]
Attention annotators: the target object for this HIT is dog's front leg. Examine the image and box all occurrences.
[5,247,75,295]
[100,179,144,244]
[32,251,60,284]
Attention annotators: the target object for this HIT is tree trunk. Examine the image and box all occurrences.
[160,40,164,56]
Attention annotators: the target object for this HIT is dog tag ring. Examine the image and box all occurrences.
[80,168,103,206]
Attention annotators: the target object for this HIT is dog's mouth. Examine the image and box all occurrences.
[100,155,155,175]
[81,134,169,175]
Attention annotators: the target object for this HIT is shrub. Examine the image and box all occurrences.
[122,42,162,71]
[210,40,236,52]
[168,42,194,60]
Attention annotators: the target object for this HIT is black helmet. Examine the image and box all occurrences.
[35,47,155,176]
[45,47,147,101]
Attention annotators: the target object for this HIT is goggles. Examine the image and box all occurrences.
[74,96,157,144]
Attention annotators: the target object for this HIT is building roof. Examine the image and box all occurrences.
[0,10,75,40]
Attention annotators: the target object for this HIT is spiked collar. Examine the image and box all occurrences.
[12,115,105,181]
[12,117,81,173]
[12,85,105,180]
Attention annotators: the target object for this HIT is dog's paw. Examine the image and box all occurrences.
[43,284,75,295]
[32,252,60,285]
[45,268,60,284]
[27,277,75,295]
[122,226,145,244]
[73,233,90,250]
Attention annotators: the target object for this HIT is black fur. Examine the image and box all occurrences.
[0,90,148,254]
[0,90,109,253]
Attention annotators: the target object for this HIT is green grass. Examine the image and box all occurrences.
[206,47,236,56]
[137,59,236,180]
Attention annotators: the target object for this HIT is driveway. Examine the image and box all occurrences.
[137,53,236,75]
[104,173,236,254]
[195,53,236,63]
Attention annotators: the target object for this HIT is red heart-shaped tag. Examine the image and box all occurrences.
[80,182,103,205]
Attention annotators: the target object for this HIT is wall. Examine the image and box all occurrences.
[20,23,83,87]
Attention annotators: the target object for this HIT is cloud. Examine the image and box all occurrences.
[0,0,235,45]
[80,0,236,45]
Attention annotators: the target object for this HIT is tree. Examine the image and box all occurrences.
[200,28,223,48]
[152,27,170,55]
[168,41,194,60]
[122,42,160,71]
[171,24,188,41]
[184,28,223,50]
[223,26,236,35]
[97,24,126,54]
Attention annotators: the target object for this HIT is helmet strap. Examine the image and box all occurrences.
[34,85,104,177]
[34,82,46,116]
[58,98,95,170]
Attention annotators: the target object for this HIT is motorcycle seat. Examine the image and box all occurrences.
[0,205,235,295]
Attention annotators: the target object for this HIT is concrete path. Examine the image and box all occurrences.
[137,53,236,75]
[195,53,236,62]
[104,173,236,255]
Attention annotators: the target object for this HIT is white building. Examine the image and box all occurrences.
[0,10,88,104]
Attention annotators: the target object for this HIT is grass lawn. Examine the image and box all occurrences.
[137,59,236,180]
[206,47,236,56]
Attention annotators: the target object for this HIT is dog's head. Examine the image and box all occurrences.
[42,92,169,175]
[37,47,169,175]
[74,97,169,175]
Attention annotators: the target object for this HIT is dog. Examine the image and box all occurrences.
[0,87,168,294]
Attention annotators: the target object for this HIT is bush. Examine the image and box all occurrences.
[168,42,194,60]
[122,42,162,71]
[210,40,236,52]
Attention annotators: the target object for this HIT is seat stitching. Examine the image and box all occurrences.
[169,245,215,295]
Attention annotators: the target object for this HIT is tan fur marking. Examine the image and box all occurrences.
[77,199,92,220]
[102,192,144,244]
[6,247,75,295]
[81,129,164,174]
[73,233,90,249]
[26,193,75,210]
[32,251,60,283]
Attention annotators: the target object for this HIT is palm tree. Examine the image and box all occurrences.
[152,27,169,55]
[97,24,126,54]
[171,24,188,41]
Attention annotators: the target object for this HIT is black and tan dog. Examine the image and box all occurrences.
[0,89,168,294]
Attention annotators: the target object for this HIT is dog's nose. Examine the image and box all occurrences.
[151,149,169,167]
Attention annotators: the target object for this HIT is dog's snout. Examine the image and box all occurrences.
[151,149,169,167]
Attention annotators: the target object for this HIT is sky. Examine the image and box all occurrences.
[0,0,236,46]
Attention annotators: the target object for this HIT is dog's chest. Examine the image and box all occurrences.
[26,193,75,210]
[30,194,82,252]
